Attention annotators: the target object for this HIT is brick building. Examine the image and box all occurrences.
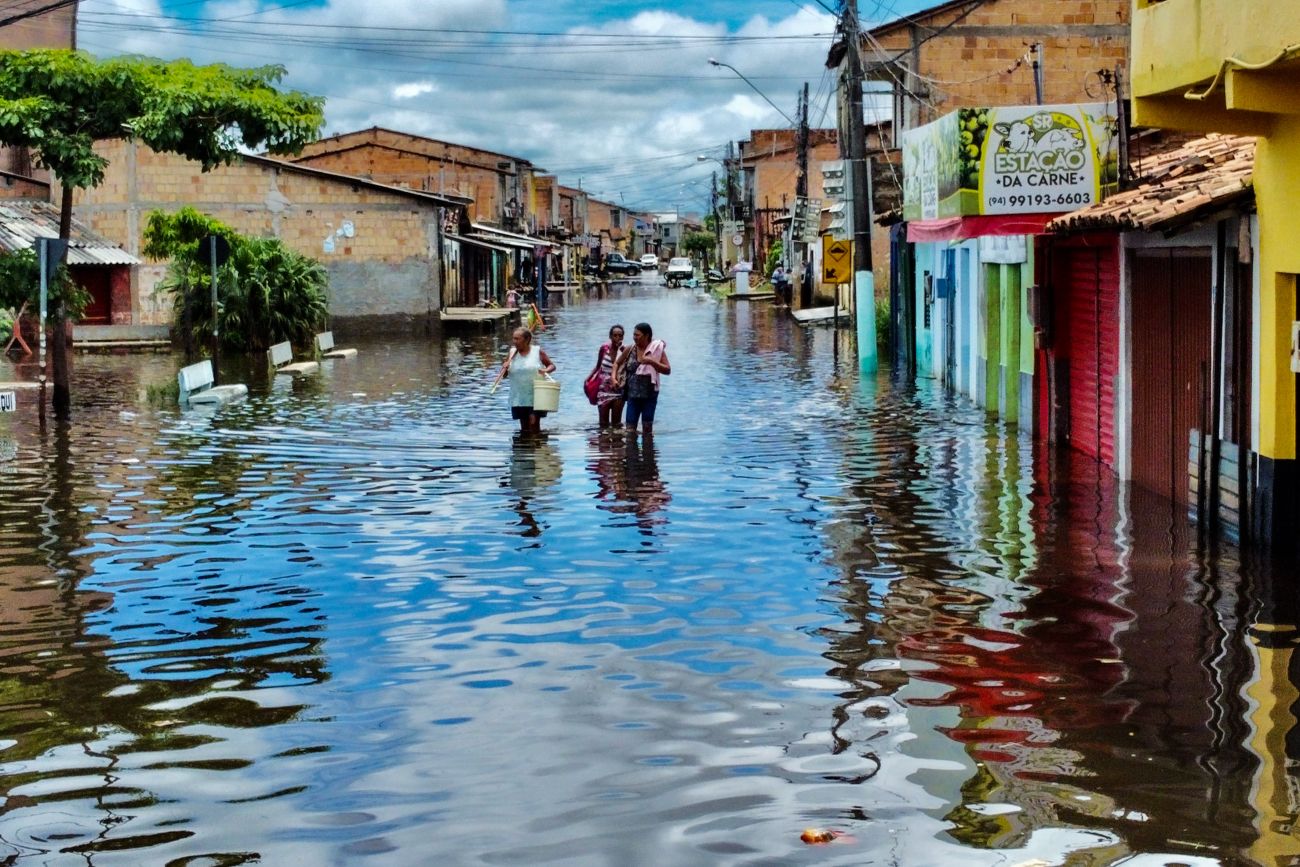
[73,139,470,334]
[0,0,76,51]
[0,0,77,182]
[533,176,588,240]
[291,128,536,234]
[851,0,1132,434]
[586,196,645,257]
[862,0,1129,131]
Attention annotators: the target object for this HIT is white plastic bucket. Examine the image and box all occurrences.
[533,376,561,413]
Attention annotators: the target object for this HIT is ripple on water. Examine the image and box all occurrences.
[0,289,1270,864]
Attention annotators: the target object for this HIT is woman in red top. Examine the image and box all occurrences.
[586,324,626,429]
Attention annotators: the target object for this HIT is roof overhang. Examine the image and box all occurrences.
[447,233,512,254]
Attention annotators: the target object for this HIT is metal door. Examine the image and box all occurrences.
[1130,248,1211,503]
[1058,241,1120,466]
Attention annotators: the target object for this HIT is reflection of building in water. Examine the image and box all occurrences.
[1241,571,1300,866]
[817,381,1272,860]
[588,436,670,533]
[505,435,563,537]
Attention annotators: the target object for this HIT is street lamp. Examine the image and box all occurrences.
[707,58,797,126]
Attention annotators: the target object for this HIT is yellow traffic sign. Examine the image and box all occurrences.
[822,237,852,284]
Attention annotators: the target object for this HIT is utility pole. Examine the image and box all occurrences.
[710,169,720,269]
[1032,43,1044,105]
[796,82,809,200]
[724,140,739,263]
[842,0,877,372]
[795,82,810,308]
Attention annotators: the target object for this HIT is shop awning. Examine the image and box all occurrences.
[447,234,512,254]
[906,213,1059,243]
[469,223,555,250]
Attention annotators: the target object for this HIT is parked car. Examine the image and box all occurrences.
[639,253,659,269]
[665,257,694,286]
[601,253,642,276]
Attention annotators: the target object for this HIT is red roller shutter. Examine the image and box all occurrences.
[1061,242,1120,467]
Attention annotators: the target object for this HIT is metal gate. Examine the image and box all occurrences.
[1130,248,1212,503]
[1053,240,1120,466]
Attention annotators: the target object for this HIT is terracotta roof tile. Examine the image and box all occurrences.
[1048,134,1255,235]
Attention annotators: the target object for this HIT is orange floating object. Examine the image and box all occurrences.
[800,828,838,844]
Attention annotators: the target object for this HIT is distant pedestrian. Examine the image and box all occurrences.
[614,322,670,437]
[771,263,790,306]
[499,326,555,434]
[586,324,626,429]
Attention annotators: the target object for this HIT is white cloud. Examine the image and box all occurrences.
[391,81,436,100]
[75,1,837,210]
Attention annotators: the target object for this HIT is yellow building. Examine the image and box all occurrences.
[1131,0,1300,556]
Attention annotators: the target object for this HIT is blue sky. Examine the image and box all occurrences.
[80,0,935,210]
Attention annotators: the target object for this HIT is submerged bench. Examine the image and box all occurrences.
[178,359,247,406]
[268,341,319,376]
[316,331,357,359]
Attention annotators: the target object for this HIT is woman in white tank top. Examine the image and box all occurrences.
[501,326,555,433]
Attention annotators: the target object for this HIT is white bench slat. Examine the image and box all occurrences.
[316,330,357,359]
[268,341,294,367]
[178,360,214,394]
[275,360,320,376]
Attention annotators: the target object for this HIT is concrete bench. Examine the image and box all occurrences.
[178,359,247,406]
[268,341,319,376]
[316,331,357,359]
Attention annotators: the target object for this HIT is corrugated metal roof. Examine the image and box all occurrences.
[1048,134,1255,235]
[0,201,140,265]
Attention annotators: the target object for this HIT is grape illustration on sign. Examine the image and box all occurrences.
[902,103,1118,221]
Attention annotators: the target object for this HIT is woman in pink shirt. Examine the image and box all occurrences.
[613,322,670,437]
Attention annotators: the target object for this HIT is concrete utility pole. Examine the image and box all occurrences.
[796,82,809,201]
[795,82,810,307]
[842,0,877,372]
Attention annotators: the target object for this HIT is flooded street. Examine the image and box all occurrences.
[0,280,1293,865]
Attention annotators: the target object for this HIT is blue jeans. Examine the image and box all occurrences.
[625,391,659,427]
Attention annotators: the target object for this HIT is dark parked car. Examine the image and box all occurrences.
[585,252,641,277]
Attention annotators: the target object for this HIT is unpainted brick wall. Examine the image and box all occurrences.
[76,140,445,328]
[868,0,1130,126]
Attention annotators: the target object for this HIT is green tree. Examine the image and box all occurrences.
[0,50,324,415]
[765,238,784,276]
[682,230,716,268]
[145,207,328,354]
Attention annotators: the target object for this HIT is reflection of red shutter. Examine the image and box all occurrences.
[1062,241,1119,467]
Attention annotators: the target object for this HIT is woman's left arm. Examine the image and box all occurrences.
[539,349,556,374]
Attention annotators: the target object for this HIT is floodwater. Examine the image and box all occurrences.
[0,277,1295,865]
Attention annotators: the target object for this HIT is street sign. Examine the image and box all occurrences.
[0,391,14,413]
[731,233,744,247]
[822,237,852,284]
[36,238,69,273]
[198,235,231,269]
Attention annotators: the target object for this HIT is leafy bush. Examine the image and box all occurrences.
[765,238,783,275]
[0,249,87,317]
[147,208,328,353]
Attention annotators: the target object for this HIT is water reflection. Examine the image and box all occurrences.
[3,292,1300,862]
[504,434,562,538]
[588,434,671,535]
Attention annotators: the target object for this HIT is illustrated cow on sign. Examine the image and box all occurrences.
[994,114,1085,154]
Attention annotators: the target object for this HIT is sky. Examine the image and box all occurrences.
[71,0,933,212]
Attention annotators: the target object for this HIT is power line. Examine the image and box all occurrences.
[0,0,78,29]
[77,8,836,42]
